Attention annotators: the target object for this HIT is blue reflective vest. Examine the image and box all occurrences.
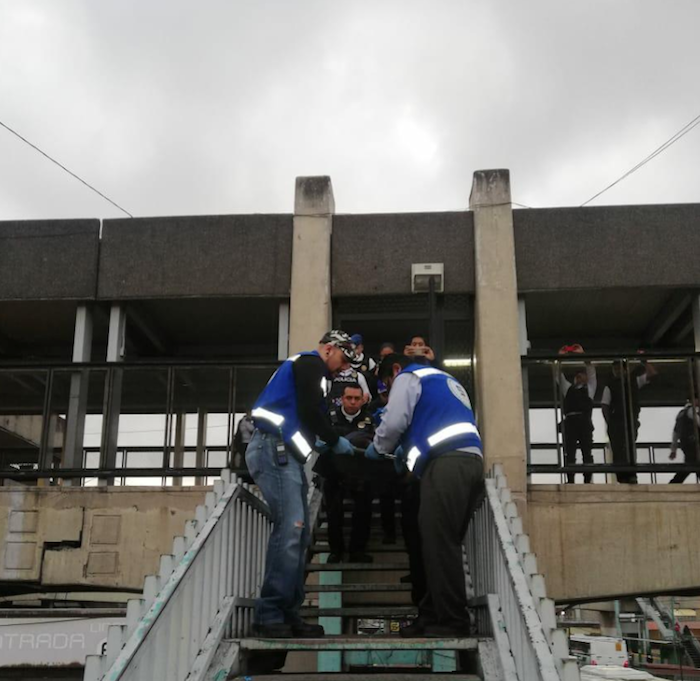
[400,364,482,478]
[252,351,329,461]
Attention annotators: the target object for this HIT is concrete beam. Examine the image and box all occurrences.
[289,176,334,354]
[470,170,528,506]
[529,485,700,602]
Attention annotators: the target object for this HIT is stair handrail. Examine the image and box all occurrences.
[84,470,272,681]
[465,465,579,681]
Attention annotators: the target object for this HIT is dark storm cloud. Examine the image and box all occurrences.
[1,0,698,220]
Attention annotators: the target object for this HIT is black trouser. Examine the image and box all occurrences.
[563,415,593,483]
[670,440,699,484]
[399,478,427,606]
[324,475,373,556]
[380,492,396,538]
[608,417,638,483]
[418,453,484,628]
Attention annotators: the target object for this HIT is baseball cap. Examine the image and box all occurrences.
[350,334,363,345]
[320,330,357,361]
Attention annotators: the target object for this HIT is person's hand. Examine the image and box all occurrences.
[423,346,436,361]
[315,439,331,453]
[669,448,677,460]
[393,445,405,461]
[364,443,383,460]
[331,437,354,456]
[394,457,409,476]
[404,345,415,356]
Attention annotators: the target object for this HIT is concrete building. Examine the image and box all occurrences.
[1,170,700,675]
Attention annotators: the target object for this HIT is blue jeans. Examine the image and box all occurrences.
[245,430,310,625]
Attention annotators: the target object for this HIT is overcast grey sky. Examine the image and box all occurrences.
[1,0,698,220]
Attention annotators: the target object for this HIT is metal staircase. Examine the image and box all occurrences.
[637,597,700,668]
[83,464,579,680]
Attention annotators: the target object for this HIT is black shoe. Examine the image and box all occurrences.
[326,552,343,564]
[399,573,412,584]
[348,552,373,563]
[290,620,325,638]
[400,618,426,638]
[251,622,293,638]
[424,622,471,638]
[382,532,397,545]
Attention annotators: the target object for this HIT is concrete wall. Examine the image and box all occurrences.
[332,212,475,295]
[528,485,700,602]
[0,220,99,301]
[98,215,293,299]
[0,486,205,590]
[514,204,700,292]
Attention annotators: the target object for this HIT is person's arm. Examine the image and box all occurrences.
[586,363,597,399]
[357,372,371,402]
[557,368,571,396]
[670,423,679,459]
[293,356,339,446]
[372,373,422,455]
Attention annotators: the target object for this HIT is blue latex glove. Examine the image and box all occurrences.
[364,443,383,460]
[314,439,331,453]
[331,436,354,456]
[394,457,409,476]
[393,445,405,462]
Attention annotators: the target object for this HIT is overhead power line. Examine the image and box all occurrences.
[581,111,700,207]
[0,118,133,218]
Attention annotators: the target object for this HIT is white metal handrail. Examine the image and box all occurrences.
[464,465,579,681]
[83,470,271,681]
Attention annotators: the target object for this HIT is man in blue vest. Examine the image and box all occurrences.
[246,330,356,638]
[365,353,484,638]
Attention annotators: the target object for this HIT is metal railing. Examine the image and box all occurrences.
[0,360,278,484]
[83,469,271,681]
[523,352,700,484]
[464,465,579,681]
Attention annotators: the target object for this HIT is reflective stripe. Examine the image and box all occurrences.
[252,407,285,427]
[427,422,480,447]
[288,354,301,362]
[291,431,313,459]
[320,377,329,397]
[413,368,445,378]
[406,446,421,471]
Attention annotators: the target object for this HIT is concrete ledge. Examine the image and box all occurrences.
[528,484,700,602]
[332,212,475,295]
[0,486,206,590]
[98,215,293,299]
[0,220,99,300]
[514,204,700,292]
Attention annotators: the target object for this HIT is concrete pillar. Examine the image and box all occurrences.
[288,176,334,355]
[63,305,93,481]
[470,169,528,506]
[100,304,126,486]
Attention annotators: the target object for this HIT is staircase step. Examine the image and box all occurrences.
[307,562,408,572]
[300,605,417,618]
[312,543,407,553]
[306,583,412,593]
[232,675,480,680]
[238,635,481,651]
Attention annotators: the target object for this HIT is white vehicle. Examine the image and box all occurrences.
[571,635,629,667]
[580,665,665,680]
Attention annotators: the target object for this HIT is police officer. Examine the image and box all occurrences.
[365,353,484,638]
[327,360,371,408]
[246,330,356,638]
[323,383,376,563]
[556,345,597,484]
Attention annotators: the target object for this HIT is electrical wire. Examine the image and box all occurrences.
[0,118,133,218]
[581,111,700,207]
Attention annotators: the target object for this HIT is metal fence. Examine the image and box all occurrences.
[0,361,277,485]
[523,352,700,484]
[464,465,579,681]
[83,470,271,681]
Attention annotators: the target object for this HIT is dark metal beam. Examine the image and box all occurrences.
[642,291,690,346]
